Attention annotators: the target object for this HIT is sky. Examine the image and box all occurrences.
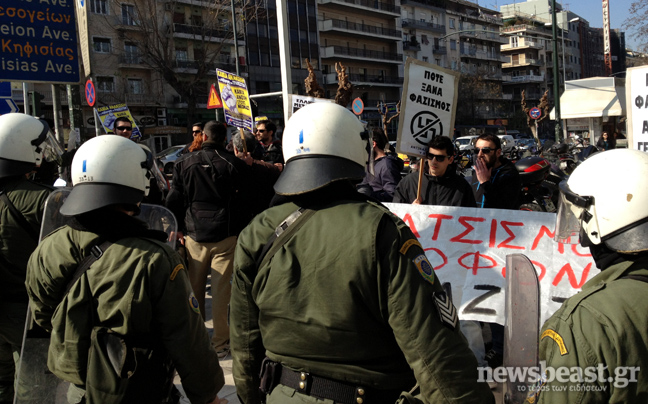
[493,0,642,50]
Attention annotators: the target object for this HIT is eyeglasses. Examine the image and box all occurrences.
[426,153,448,162]
[475,147,495,154]
[116,126,133,131]
[256,129,267,133]
[192,130,202,134]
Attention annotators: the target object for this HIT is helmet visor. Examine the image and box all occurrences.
[554,180,594,244]
[42,128,65,164]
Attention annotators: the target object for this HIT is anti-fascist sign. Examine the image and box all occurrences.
[396,58,459,158]
[626,66,648,151]
[216,69,253,132]
[95,103,141,141]
[385,203,598,327]
[289,94,333,116]
[0,0,80,83]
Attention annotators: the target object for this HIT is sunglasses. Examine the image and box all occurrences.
[475,147,495,154]
[116,126,133,131]
[256,129,267,133]
[426,153,448,162]
[192,130,202,134]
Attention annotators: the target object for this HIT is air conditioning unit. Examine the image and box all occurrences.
[157,118,167,126]
[157,107,167,118]
[164,3,173,11]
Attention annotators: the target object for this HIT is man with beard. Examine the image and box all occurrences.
[255,120,284,169]
[470,133,521,370]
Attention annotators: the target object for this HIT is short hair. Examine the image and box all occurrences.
[203,121,227,145]
[257,119,276,135]
[114,116,132,127]
[427,136,455,156]
[372,128,388,150]
[232,130,257,153]
[477,133,501,150]
[192,122,204,130]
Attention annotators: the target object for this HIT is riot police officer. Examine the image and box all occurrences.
[25,136,224,404]
[532,149,648,403]
[0,113,54,404]
[230,103,493,404]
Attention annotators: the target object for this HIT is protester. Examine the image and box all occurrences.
[25,135,224,404]
[185,122,204,153]
[357,128,403,202]
[531,149,648,403]
[166,121,251,359]
[0,114,54,403]
[230,102,493,404]
[255,119,284,169]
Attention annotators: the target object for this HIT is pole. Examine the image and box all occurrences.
[551,0,562,143]
[230,0,240,76]
[22,83,30,115]
[51,85,63,148]
[276,0,292,125]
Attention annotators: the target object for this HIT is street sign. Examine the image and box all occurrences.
[0,82,19,115]
[85,80,96,107]
[352,97,364,115]
[207,84,222,109]
[529,107,541,120]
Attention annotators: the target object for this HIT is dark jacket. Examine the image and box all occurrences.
[261,140,284,165]
[471,157,521,210]
[393,168,475,207]
[166,141,251,242]
[359,155,404,202]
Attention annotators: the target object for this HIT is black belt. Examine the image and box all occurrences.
[277,366,401,404]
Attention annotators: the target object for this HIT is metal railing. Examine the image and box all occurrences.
[325,19,401,38]
[323,46,402,61]
[401,18,445,33]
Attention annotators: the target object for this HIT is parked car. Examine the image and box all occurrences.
[156,145,185,175]
[497,134,516,153]
[454,135,478,151]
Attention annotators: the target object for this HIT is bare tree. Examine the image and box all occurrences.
[625,1,648,53]
[98,0,260,127]
[456,66,503,125]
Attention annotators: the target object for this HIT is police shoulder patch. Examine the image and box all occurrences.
[413,254,435,285]
[540,329,568,355]
[400,238,423,255]
[170,264,184,281]
[433,291,458,330]
[189,292,201,314]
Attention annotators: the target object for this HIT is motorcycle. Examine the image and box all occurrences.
[515,156,564,212]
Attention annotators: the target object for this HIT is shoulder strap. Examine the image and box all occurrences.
[620,274,648,283]
[63,240,114,296]
[255,208,316,269]
[0,190,40,241]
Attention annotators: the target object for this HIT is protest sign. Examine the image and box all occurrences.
[385,203,598,326]
[216,69,253,132]
[396,58,459,157]
[626,66,648,151]
[95,103,141,141]
[289,94,333,116]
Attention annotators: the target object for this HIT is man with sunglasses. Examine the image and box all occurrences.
[393,136,474,207]
[113,117,135,140]
[255,120,284,169]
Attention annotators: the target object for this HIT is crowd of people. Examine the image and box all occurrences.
[1,106,648,404]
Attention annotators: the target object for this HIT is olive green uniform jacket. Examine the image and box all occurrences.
[25,217,224,404]
[231,200,493,404]
[533,256,648,404]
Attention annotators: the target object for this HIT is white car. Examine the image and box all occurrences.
[454,135,478,152]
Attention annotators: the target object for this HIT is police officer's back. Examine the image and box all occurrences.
[230,103,493,404]
[0,114,54,404]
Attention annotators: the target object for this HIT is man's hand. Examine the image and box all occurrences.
[171,230,185,246]
[274,163,284,172]
[474,158,492,184]
[412,198,422,205]
[207,397,227,404]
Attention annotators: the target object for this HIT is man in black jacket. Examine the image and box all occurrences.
[393,136,474,207]
[166,121,251,358]
[358,128,404,202]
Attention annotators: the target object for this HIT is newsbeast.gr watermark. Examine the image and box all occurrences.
[478,361,640,390]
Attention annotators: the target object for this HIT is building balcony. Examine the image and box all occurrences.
[323,72,403,86]
[401,18,445,33]
[400,0,445,13]
[432,46,447,54]
[172,57,237,74]
[320,46,403,64]
[319,19,401,39]
[403,42,422,51]
[458,29,507,43]
[317,0,400,17]
[98,91,160,106]
[502,58,542,68]
[502,74,545,83]
[502,93,513,100]
[501,41,543,51]
[447,9,503,26]
[171,23,242,44]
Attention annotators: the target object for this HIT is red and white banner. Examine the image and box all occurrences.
[385,203,598,326]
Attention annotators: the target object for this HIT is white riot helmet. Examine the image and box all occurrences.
[555,149,648,253]
[0,113,52,178]
[274,102,368,195]
[60,136,151,216]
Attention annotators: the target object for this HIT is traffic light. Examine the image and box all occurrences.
[28,91,45,117]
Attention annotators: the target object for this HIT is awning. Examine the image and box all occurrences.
[550,85,625,120]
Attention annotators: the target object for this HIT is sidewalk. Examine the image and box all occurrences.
[173,285,240,404]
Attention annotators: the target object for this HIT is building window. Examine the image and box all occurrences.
[128,78,143,94]
[176,49,188,62]
[96,76,114,92]
[423,56,429,62]
[121,4,137,26]
[450,40,456,50]
[89,0,107,14]
[449,18,455,29]
[93,37,111,53]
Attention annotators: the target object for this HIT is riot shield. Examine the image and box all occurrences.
[503,254,540,404]
[14,189,178,404]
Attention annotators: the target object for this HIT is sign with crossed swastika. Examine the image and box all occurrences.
[396,58,459,158]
